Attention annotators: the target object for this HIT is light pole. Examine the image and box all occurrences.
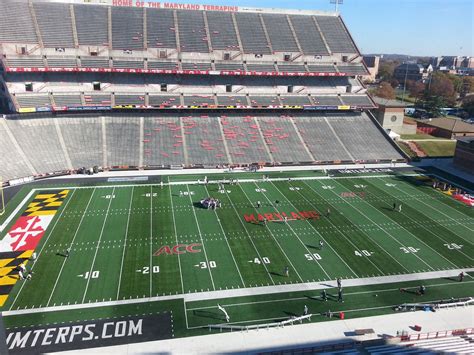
[330,0,343,12]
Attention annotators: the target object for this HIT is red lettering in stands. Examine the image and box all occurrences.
[113,0,132,6]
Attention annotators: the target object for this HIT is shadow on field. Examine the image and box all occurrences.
[193,309,223,321]
[56,252,68,258]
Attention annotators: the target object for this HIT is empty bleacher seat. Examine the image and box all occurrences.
[337,64,368,75]
[147,61,179,70]
[6,57,44,68]
[182,115,228,165]
[34,2,75,48]
[340,95,374,107]
[15,94,52,108]
[248,96,280,106]
[83,94,112,106]
[216,96,248,106]
[0,119,34,179]
[206,11,240,51]
[214,62,245,71]
[246,63,276,72]
[112,7,144,50]
[146,8,177,49]
[258,115,313,162]
[114,94,145,105]
[183,95,215,106]
[105,116,140,166]
[312,95,343,105]
[149,95,180,106]
[181,62,212,71]
[0,0,38,44]
[276,64,307,73]
[261,14,299,52]
[143,116,184,166]
[53,94,82,106]
[74,4,108,46]
[81,57,110,68]
[289,15,329,55]
[279,96,311,105]
[235,13,271,54]
[315,16,357,53]
[47,58,78,68]
[307,64,337,72]
[177,10,209,53]
[113,60,144,69]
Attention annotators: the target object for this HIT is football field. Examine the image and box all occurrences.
[2,171,473,313]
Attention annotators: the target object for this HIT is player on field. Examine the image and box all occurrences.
[459,272,465,282]
[398,204,402,212]
[321,289,328,301]
[179,191,183,197]
[18,270,24,280]
[66,248,71,257]
[256,201,261,208]
[338,288,344,302]
[319,240,324,250]
[392,202,396,211]
[326,208,330,217]
[217,304,230,322]
[284,266,289,277]
[303,305,308,315]
[337,277,342,289]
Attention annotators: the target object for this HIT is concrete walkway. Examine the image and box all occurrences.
[63,306,474,354]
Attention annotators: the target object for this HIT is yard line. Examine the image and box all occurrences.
[299,181,391,275]
[149,186,153,297]
[116,186,134,300]
[203,185,246,287]
[380,177,474,240]
[81,187,116,303]
[246,182,317,282]
[331,178,437,271]
[46,188,97,307]
[9,189,77,311]
[268,182,358,278]
[223,188,276,285]
[167,179,187,328]
[185,184,215,291]
[347,177,465,268]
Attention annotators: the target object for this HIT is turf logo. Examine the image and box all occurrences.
[153,243,202,256]
[243,211,319,223]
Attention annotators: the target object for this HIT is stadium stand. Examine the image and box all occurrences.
[74,4,109,46]
[0,0,38,44]
[0,0,404,184]
[33,2,75,48]
[111,7,144,50]
[146,8,177,49]
[234,13,272,54]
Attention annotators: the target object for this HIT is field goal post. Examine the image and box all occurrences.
[0,176,4,216]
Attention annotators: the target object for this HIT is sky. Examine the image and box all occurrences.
[146,0,473,57]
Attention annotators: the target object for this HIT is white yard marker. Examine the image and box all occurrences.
[116,186,134,299]
[46,188,97,307]
[203,185,246,287]
[81,187,116,303]
[186,184,215,291]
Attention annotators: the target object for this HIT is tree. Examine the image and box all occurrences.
[460,77,474,98]
[426,72,457,106]
[407,80,425,102]
[373,81,396,99]
[377,60,399,82]
[421,93,446,117]
[462,95,474,116]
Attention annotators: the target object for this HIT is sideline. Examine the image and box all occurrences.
[3,268,472,317]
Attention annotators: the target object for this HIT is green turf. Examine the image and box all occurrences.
[1,172,473,335]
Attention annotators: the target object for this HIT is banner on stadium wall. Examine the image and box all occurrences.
[5,67,348,78]
[105,0,238,12]
[18,108,36,113]
[0,190,70,306]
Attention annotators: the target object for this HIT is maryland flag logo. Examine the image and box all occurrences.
[0,190,69,253]
[0,250,33,306]
[0,190,69,306]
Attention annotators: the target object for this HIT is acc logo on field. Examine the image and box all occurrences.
[153,243,202,256]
